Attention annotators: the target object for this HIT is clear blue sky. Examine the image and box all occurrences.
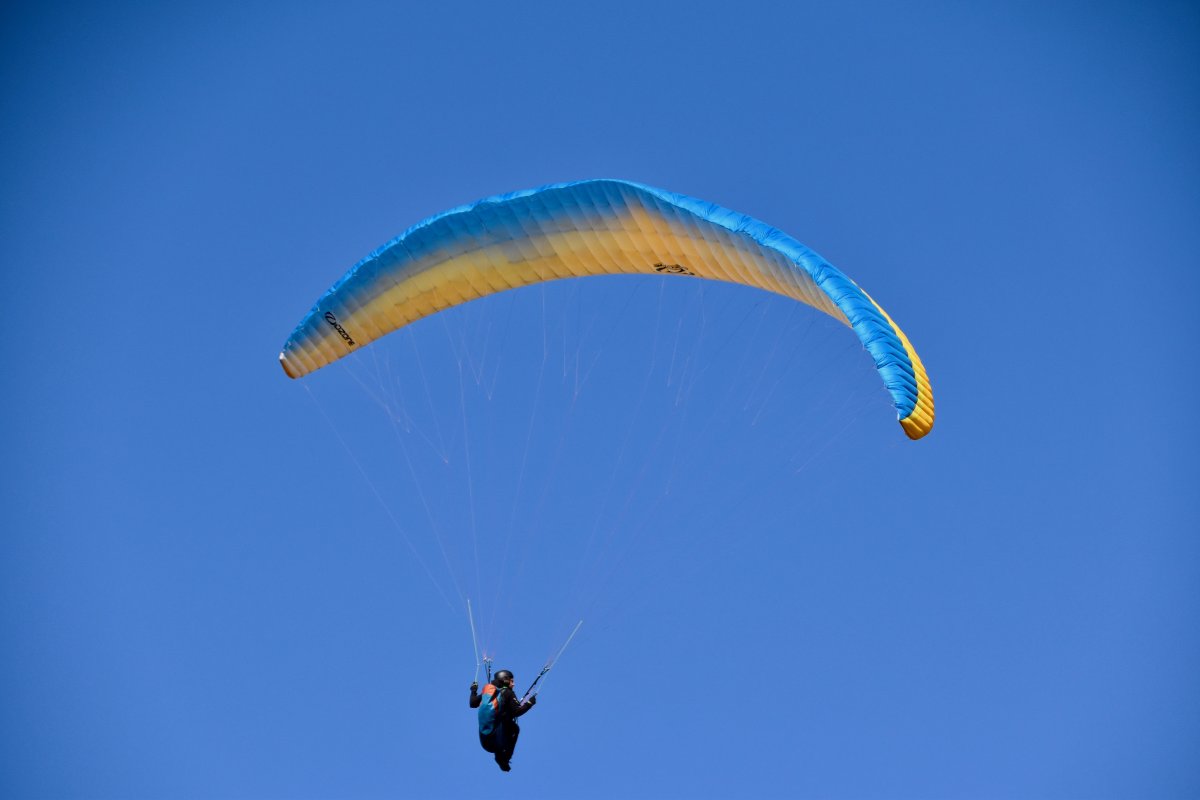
[3,1,1198,798]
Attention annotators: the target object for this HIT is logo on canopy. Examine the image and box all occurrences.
[323,311,356,346]
[653,262,695,276]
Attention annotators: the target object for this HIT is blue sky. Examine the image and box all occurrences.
[2,1,1198,798]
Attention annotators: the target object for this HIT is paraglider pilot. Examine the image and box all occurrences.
[470,670,536,771]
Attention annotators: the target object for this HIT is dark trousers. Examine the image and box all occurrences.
[479,721,520,765]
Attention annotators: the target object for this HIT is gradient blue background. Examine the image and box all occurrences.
[2,1,1197,798]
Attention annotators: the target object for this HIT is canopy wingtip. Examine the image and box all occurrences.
[279,351,302,379]
[900,413,934,440]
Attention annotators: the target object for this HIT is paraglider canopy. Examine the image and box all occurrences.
[279,179,934,439]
